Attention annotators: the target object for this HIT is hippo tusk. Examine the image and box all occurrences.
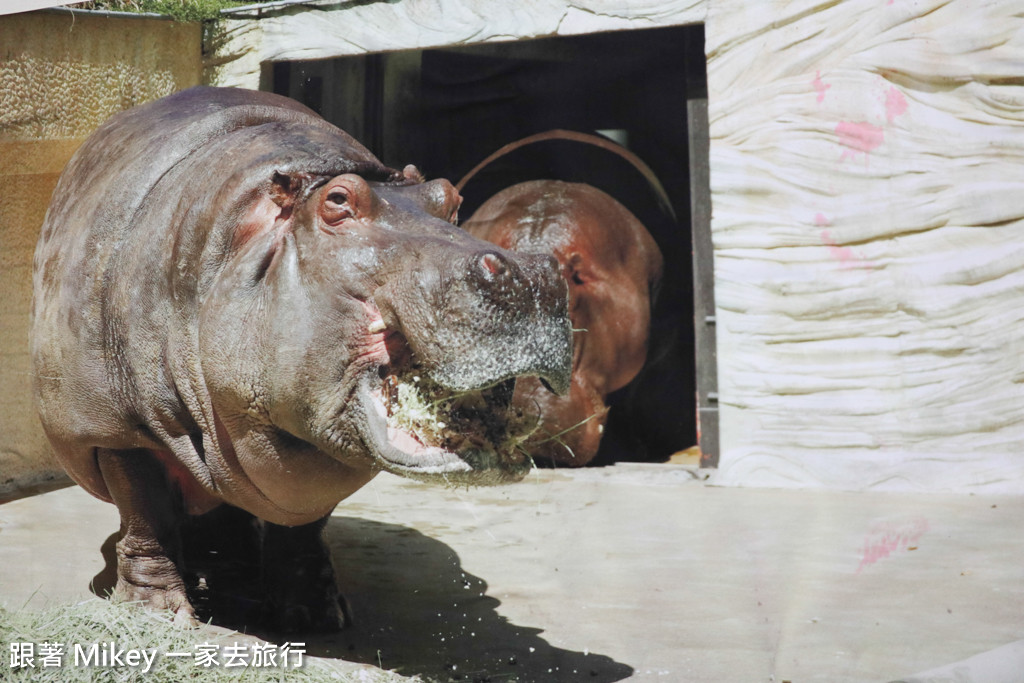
[368,320,386,334]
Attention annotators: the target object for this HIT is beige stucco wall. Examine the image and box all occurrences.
[0,10,202,495]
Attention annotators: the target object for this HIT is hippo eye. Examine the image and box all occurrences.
[326,192,349,210]
[322,191,352,225]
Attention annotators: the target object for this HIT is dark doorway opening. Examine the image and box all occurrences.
[271,24,714,466]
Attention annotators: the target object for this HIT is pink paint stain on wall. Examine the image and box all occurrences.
[885,86,908,123]
[856,517,929,573]
[821,229,857,266]
[812,70,832,103]
[820,224,874,270]
[836,121,885,161]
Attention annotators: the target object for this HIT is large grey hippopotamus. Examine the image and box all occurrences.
[31,87,571,629]
[464,180,663,466]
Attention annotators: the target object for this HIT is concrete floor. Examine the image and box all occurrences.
[2,464,1024,682]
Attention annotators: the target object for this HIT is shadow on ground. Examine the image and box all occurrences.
[92,516,631,682]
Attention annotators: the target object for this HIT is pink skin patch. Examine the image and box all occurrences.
[812,71,832,104]
[387,426,432,456]
[857,517,929,573]
[368,387,435,458]
[354,301,392,364]
[814,213,831,227]
[885,86,908,123]
[836,121,885,162]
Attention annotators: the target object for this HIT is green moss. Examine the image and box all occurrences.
[68,0,277,22]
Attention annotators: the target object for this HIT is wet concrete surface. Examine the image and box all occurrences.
[1,464,1023,682]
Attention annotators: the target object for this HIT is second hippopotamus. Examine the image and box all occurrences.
[464,180,663,466]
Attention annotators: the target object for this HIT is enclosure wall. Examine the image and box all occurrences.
[0,10,202,494]
[705,0,1024,491]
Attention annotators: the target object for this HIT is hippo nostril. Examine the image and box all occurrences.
[479,252,507,276]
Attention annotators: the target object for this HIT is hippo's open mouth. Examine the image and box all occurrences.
[352,290,569,482]
[360,366,539,482]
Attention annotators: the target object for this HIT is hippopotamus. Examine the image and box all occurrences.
[31,86,571,630]
[463,180,663,466]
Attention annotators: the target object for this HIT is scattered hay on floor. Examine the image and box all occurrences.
[0,598,419,682]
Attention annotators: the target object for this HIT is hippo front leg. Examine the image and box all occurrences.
[96,448,198,627]
[260,516,348,633]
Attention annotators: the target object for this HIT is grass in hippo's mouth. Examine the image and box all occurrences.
[382,369,538,460]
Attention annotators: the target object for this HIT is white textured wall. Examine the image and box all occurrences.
[205,0,707,88]
[706,0,1024,491]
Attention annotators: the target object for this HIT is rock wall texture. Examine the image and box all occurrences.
[705,0,1024,491]
[0,11,201,495]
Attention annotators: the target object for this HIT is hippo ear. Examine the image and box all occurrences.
[402,164,426,184]
[566,252,588,286]
[231,172,312,254]
[269,171,314,212]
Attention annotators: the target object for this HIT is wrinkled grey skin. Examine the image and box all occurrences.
[31,87,571,629]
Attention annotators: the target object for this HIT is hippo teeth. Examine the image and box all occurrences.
[383,374,400,417]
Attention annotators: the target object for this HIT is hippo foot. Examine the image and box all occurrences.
[260,517,347,633]
[262,593,349,633]
[113,545,199,628]
[179,506,345,632]
[97,448,199,628]
[259,552,349,633]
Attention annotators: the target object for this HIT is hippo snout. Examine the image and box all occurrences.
[474,249,562,291]
[352,232,571,481]
[374,241,572,397]
[468,248,560,295]
[478,251,509,277]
